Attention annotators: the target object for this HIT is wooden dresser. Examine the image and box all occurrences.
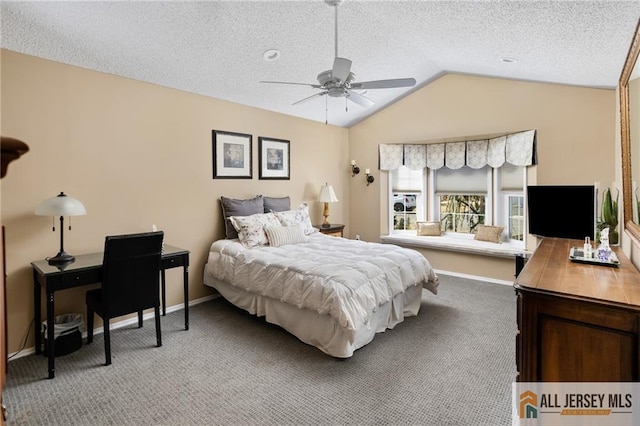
[514,237,640,382]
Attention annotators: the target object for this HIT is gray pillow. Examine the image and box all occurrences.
[220,195,264,239]
[263,196,291,213]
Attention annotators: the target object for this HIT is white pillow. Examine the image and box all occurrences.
[230,212,281,248]
[273,204,317,235]
[265,225,308,247]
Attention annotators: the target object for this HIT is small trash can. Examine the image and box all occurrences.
[42,313,83,357]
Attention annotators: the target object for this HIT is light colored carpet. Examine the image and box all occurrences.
[3,274,516,425]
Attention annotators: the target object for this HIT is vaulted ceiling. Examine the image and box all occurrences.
[2,1,639,127]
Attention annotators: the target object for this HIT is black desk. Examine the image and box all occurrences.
[31,244,190,379]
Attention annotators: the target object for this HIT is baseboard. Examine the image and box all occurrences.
[434,269,514,286]
[7,294,217,361]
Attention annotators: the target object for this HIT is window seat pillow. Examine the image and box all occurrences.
[474,224,504,243]
[417,221,442,236]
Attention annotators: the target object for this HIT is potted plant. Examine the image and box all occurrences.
[601,188,619,244]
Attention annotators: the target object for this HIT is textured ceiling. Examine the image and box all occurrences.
[2,1,640,128]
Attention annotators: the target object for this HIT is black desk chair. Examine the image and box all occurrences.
[86,231,164,366]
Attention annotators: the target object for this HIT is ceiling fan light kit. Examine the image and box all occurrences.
[260,0,416,119]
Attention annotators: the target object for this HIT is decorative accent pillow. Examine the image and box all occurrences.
[263,196,291,213]
[474,224,504,243]
[264,225,308,247]
[220,195,264,239]
[273,204,317,235]
[230,212,281,248]
[417,222,442,236]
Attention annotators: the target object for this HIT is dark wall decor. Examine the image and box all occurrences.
[258,137,290,180]
[212,130,252,179]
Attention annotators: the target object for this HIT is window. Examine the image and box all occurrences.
[381,132,535,247]
[390,166,425,231]
[506,195,525,241]
[498,163,525,243]
[440,195,486,233]
[434,165,490,233]
[389,163,525,247]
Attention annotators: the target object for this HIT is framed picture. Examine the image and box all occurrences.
[212,130,252,179]
[259,137,290,180]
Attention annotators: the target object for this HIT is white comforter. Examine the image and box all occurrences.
[204,233,439,331]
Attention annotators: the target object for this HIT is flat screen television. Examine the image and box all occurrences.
[527,185,596,240]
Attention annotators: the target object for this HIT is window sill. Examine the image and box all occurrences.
[380,233,530,258]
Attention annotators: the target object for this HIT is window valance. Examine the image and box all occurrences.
[379,130,537,171]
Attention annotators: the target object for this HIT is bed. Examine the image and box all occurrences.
[203,196,439,357]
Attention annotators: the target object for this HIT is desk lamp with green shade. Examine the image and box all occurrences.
[35,192,87,265]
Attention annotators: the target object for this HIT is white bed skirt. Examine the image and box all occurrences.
[206,278,423,358]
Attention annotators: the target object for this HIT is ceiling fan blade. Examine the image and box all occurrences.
[260,80,322,89]
[346,89,375,107]
[292,91,328,106]
[350,78,416,90]
[332,57,352,83]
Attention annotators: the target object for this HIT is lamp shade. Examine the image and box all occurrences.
[35,192,87,216]
[319,184,338,203]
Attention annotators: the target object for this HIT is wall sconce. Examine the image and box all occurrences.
[350,160,360,177]
[365,169,374,186]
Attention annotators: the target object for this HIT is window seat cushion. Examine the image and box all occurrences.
[380,233,529,258]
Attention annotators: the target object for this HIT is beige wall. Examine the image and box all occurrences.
[348,74,616,280]
[0,50,349,353]
[405,247,515,283]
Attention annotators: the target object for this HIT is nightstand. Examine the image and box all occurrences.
[315,224,345,237]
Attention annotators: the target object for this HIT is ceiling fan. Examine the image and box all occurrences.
[260,0,416,111]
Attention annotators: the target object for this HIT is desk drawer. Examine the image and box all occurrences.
[161,255,186,269]
[58,269,102,290]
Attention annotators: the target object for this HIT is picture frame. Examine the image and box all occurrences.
[258,137,290,180]
[212,130,252,179]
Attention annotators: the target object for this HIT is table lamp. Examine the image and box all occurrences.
[35,192,87,265]
[318,183,338,228]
